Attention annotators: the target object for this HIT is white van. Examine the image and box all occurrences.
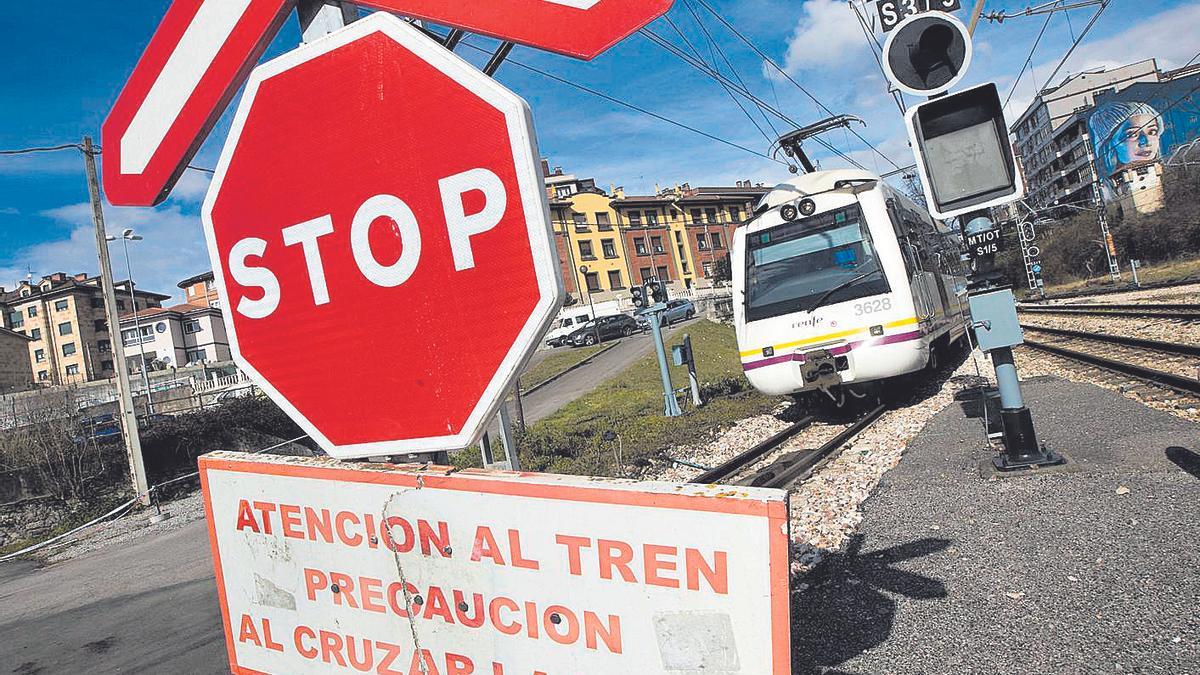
[544,310,593,347]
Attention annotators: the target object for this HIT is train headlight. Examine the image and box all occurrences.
[779,204,798,221]
[798,198,817,216]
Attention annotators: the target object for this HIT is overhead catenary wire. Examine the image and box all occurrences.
[692,0,906,171]
[0,142,217,176]
[454,38,790,166]
[639,26,870,170]
[661,14,776,146]
[848,0,908,114]
[1035,0,1111,103]
[1003,0,1061,109]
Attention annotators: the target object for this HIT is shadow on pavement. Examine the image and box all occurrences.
[1166,446,1200,479]
[791,535,951,674]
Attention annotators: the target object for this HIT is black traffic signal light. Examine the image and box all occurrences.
[905,82,1024,219]
[646,280,668,305]
[882,12,971,96]
[631,286,646,308]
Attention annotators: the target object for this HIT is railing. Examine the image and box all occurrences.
[194,370,251,393]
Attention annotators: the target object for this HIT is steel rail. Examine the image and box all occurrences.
[1024,276,1199,303]
[1017,303,1200,319]
[750,403,888,490]
[690,415,817,484]
[1023,340,1200,396]
[1020,324,1200,357]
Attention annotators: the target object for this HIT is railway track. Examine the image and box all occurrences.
[1022,325,1200,397]
[1017,302,1200,320]
[690,403,887,488]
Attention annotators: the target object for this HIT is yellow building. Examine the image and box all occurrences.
[541,160,768,306]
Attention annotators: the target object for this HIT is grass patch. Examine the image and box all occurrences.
[521,343,609,389]
[455,320,778,476]
[1031,255,1200,298]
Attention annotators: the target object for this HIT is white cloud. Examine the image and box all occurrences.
[0,201,208,304]
[169,169,213,202]
[779,0,872,74]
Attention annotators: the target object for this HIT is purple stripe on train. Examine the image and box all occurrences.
[741,330,924,371]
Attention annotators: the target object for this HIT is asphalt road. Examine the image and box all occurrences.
[0,520,226,674]
[509,318,700,426]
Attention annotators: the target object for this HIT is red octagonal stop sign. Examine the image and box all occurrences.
[201,13,563,458]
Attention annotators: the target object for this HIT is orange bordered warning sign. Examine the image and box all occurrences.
[200,452,791,674]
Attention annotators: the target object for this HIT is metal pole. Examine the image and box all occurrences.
[512,377,526,432]
[119,237,155,415]
[483,42,514,76]
[684,334,703,407]
[497,402,520,471]
[650,310,682,417]
[1084,134,1121,282]
[82,137,150,506]
[480,431,495,466]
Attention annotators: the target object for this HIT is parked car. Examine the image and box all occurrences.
[566,314,641,346]
[544,311,593,348]
[635,298,697,329]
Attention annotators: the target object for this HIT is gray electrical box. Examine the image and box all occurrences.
[968,288,1023,350]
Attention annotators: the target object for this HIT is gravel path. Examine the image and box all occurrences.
[42,491,207,565]
[1021,313,1200,347]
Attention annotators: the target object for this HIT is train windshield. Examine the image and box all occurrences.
[745,203,890,322]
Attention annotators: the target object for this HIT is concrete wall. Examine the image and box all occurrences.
[0,331,32,393]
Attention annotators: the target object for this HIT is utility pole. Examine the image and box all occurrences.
[1083,134,1122,282]
[82,136,150,506]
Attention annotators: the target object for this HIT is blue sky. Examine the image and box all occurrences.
[2,0,1197,301]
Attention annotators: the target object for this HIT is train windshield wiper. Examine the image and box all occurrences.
[805,266,882,312]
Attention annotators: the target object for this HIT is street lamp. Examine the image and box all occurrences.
[105,228,153,415]
[578,265,600,345]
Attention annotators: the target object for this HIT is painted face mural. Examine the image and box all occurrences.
[1113,113,1161,165]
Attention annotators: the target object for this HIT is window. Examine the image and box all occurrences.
[116,299,126,310]
[7,312,22,329]
[27,306,37,317]
[90,297,104,308]
[628,211,642,226]
[100,360,114,371]
[656,266,669,281]
[578,240,595,260]
[58,322,72,336]
[584,272,601,293]
[690,208,702,223]
[37,370,48,381]
[595,213,612,230]
[28,327,41,340]
[601,239,617,259]
[651,236,664,253]
[681,260,690,274]
[702,262,713,277]
[696,233,709,250]
[54,299,69,312]
[634,237,648,255]
[670,209,680,221]
[95,319,107,332]
[607,270,624,289]
[673,230,683,244]
[62,342,76,356]
[645,211,658,225]
[744,203,889,322]
[34,349,45,363]
[186,348,209,363]
[639,266,653,283]
[98,339,111,353]
[711,232,723,249]
[705,208,718,223]
[730,206,742,222]
[573,214,588,231]
[184,320,202,334]
[65,364,80,376]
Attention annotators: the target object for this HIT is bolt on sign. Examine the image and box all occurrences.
[201,14,563,458]
[201,453,791,673]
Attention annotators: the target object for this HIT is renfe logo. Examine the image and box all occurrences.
[200,452,791,673]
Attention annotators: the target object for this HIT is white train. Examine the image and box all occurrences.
[732,169,969,402]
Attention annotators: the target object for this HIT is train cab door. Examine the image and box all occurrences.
[888,199,938,326]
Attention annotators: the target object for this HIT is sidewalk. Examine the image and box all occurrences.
[792,376,1200,674]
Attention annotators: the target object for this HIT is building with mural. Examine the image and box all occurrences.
[1086,66,1200,214]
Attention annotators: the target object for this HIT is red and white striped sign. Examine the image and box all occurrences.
[102,0,672,206]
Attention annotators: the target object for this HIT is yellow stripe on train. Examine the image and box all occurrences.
[738,316,919,359]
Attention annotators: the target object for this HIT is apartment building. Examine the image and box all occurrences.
[0,272,169,385]
[0,327,33,393]
[542,161,767,305]
[1010,60,1160,209]
[178,270,221,307]
[119,302,231,371]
